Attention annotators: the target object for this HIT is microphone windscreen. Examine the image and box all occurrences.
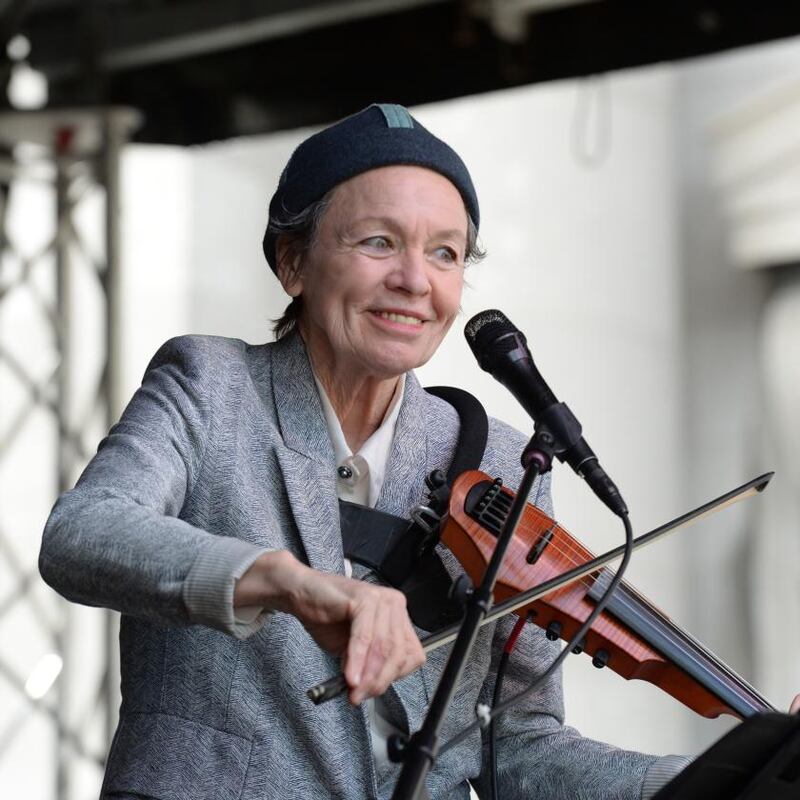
[464,309,526,364]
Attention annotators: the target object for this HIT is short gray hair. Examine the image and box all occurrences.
[270,193,335,340]
[269,193,485,339]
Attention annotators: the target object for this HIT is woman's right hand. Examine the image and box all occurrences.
[234,550,425,704]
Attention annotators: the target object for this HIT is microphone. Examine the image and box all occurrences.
[464,309,628,517]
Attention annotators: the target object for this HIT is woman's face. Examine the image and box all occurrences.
[282,165,468,380]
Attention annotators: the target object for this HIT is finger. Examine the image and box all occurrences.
[402,625,426,675]
[344,596,379,703]
[362,592,414,698]
[354,594,399,702]
[790,694,800,714]
[393,601,425,677]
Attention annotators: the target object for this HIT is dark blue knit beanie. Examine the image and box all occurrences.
[263,103,479,273]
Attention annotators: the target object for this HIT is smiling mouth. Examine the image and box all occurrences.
[373,311,425,326]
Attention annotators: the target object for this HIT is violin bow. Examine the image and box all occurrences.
[307,471,773,705]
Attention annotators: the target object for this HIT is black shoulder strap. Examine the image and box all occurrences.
[424,385,489,482]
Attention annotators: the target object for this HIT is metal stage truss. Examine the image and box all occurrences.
[0,107,139,799]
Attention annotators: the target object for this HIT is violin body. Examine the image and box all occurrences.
[440,471,772,720]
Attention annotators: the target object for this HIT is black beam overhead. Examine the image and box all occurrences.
[4,0,800,145]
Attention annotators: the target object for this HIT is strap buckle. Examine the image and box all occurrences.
[411,504,439,535]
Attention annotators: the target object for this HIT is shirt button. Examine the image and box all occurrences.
[337,454,368,489]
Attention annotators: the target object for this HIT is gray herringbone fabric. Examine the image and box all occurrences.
[41,332,666,799]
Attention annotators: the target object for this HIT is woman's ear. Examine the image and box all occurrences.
[275,236,303,297]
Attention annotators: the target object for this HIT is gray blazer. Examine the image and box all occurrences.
[40,332,663,799]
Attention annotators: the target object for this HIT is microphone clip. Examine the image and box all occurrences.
[522,401,582,473]
[521,425,557,473]
[537,402,585,462]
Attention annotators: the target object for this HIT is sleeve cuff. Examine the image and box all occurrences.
[183,537,273,639]
[641,754,694,800]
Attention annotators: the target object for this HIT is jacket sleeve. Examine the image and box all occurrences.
[39,336,269,635]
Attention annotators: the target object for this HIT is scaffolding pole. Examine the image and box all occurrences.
[0,106,140,800]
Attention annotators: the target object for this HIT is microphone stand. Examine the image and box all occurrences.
[389,427,556,800]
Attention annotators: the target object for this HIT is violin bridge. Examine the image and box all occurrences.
[526,524,556,564]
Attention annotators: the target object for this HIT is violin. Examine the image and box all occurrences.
[309,469,775,719]
[441,470,774,720]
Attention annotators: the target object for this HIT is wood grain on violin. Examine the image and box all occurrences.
[442,471,774,720]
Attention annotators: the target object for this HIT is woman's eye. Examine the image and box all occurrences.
[433,246,459,265]
[362,236,392,251]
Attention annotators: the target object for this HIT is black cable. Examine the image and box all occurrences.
[440,511,635,757]
[489,648,511,800]
[488,611,531,800]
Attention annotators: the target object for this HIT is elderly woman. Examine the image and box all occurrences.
[40,105,689,799]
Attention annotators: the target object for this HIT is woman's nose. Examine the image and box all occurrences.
[386,248,431,295]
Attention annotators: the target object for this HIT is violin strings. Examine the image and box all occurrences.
[503,521,768,704]
[473,491,751,686]
[508,515,763,699]
[486,517,736,678]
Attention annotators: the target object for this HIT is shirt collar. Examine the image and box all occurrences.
[312,373,406,507]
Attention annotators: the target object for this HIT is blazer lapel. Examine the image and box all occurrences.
[271,334,344,576]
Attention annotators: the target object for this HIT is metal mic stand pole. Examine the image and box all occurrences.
[389,428,556,800]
